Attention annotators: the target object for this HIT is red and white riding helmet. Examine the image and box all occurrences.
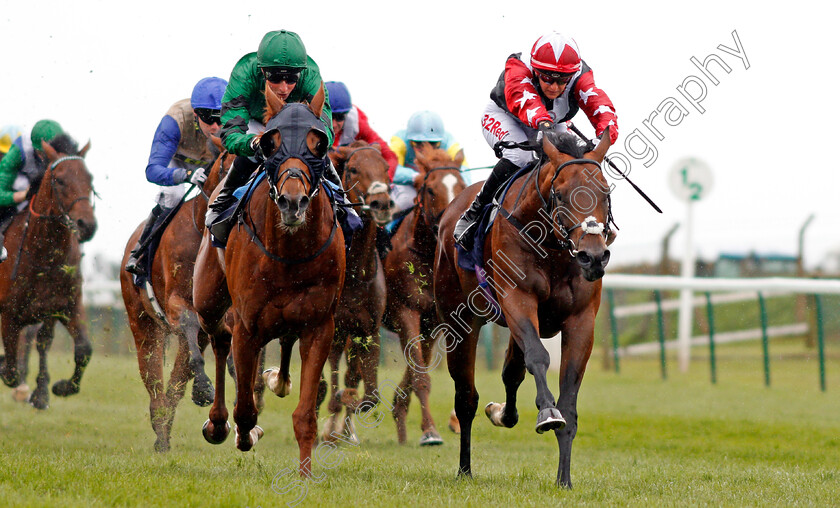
[530,32,581,74]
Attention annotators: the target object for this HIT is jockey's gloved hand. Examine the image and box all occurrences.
[536,120,554,143]
[250,136,265,161]
[188,167,207,185]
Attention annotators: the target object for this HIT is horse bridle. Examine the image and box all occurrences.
[539,157,613,256]
[341,146,390,214]
[268,165,317,207]
[29,155,95,231]
[415,165,461,233]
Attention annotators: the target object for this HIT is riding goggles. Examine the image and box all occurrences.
[195,108,221,125]
[263,68,301,85]
[534,70,574,86]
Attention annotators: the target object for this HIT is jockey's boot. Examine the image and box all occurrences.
[453,158,519,250]
[0,241,6,263]
[125,205,164,276]
[206,156,258,242]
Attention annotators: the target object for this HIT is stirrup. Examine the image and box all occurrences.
[124,254,145,275]
[0,246,6,263]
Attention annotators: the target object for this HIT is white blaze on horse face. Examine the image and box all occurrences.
[441,174,458,204]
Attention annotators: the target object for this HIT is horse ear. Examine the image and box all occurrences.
[211,136,224,151]
[541,135,564,166]
[79,140,91,158]
[264,82,285,122]
[414,148,429,170]
[370,142,382,154]
[453,148,465,168]
[40,140,59,161]
[585,126,612,162]
[310,81,325,119]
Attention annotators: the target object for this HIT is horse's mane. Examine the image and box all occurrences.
[49,134,80,155]
[547,132,587,159]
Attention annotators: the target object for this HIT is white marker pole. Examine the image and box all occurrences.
[677,199,695,373]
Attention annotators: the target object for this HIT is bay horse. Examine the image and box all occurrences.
[193,82,345,476]
[118,138,237,452]
[382,146,466,446]
[316,140,391,442]
[0,135,97,409]
[434,130,614,487]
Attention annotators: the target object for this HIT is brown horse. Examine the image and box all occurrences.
[316,140,392,442]
[118,139,235,452]
[383,146,466,446]
[193,82,345,476]
[434,130,614,487]
[0,135,97,409]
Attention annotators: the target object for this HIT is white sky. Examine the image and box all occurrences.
[2,0,839,274]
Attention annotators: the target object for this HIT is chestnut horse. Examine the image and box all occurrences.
[119,139,235,452]
[434,130,614,487]
[0,135,97,409]
[193,83,344,476]
[318,140,392,442]
[382,146,465,446]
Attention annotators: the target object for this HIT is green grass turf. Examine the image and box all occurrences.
[0,341,838,507]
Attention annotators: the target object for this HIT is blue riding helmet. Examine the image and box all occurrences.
[191,77,228,110]
[406,110,444,142]
[325,81,352,114]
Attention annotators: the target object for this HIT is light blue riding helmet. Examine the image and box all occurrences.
[191,77,228,110]
[406,110,445,143]
[325,81,352,114]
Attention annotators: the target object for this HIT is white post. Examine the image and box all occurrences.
[677,200,695,372]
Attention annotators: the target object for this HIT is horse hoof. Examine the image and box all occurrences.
[235,425,264,451]
[263,368,291,397]
[52,379,79,397]
[191,382,214,407]
[154,439,171,453]
[448,409,461,434]
[202,419,230,445]
[535,408,565,434]
[419,431,443,446]
[28,394,49,410]
[12,384,30,403]
[485,402,505,427]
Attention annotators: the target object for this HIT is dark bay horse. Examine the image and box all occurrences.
[434,130,614,487]
[315,140,391,442]
[0,135,97,409]
[383,146,466,446]
[119,138,235,452]
[193,83,345,476]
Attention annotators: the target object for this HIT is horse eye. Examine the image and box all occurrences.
[427,189,435,197]
[348,167,358,174]
[54,178,66,186]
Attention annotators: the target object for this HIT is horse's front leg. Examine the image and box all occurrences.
[485,334,525,428]
[202,326,231,445]
[554,310,597,489]
[0,315,24,387]
[416,313,442,446]
[503,290,563,434]
[179,311,213,407]
[52,304,93,397]
[28,319,56,410]
[392,305,421,444]
[293,319,335,477]
[231,321,264,452]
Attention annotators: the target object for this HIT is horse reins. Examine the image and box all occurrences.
[493,140,614,257]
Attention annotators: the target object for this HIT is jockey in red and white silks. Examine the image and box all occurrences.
[454,31,619,249]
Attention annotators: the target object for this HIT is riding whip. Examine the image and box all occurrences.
[568,123,662,213]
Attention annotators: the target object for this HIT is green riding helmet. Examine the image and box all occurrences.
[257,30,307,69]
[31,119,63,150]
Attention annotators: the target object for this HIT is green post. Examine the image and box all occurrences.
[705,292,717,385]
[482,325,494,370]
[653,290,667,379]
[758,292,770,387]
[607,288,620,373]
[815,294,826,392]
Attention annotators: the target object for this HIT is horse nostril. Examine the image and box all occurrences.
[370,200,381,210]
[602,250,611,266]
[576,251,592,266]
[277,196,290,212]
[299,196,310,211]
